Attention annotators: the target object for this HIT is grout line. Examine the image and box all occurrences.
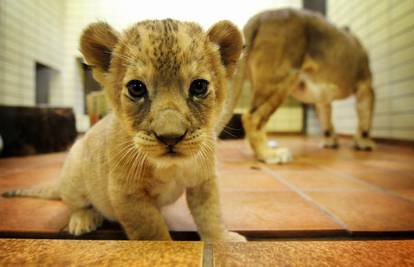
[232,145,354,236]
[202,243,213,267]
[259,164,351,234]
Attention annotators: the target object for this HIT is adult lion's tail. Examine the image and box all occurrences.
[2,185,61,200]
[216,16,261,134]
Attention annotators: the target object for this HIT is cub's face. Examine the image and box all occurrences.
[80,19,242,161]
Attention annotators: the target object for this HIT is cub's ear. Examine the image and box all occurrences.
[80,22,119,79]
[207,21,243,77]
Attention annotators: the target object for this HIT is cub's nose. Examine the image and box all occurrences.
[152,109,188,146]
[155,133,186,146]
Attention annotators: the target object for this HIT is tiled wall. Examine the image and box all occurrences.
[0,0,64,106]
[308,0,414,140]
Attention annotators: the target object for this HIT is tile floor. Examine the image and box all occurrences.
[210,240,414,267]
[0,136,414,239]
[1,239,414,267]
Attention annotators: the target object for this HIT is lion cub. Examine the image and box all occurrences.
[4,19,245,241]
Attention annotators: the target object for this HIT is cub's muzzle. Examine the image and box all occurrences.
[154,132,186,146]
[151,109,188,147]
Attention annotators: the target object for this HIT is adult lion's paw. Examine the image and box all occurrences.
[354,136,376,151]
[321,136,339,149]
[258,147,292,164]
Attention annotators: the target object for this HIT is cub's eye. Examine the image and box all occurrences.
[126,80,147,98]
[189,79,209,98]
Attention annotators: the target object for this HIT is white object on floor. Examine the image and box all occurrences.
[268,140,279,148]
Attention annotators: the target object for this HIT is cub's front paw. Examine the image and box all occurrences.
[203,231,247,242]
[68,208,103,236]
[222,231,247,242]
[354,137,376,151]
[258,147,292,164]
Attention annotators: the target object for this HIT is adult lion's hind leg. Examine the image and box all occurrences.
[315,103,339,149]
[354,80,376,150]
[242,83,292,164]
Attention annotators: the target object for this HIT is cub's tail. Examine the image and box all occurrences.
[2,185,61,200]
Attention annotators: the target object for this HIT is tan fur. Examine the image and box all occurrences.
[233,8,376,163]
[4,19,245,241]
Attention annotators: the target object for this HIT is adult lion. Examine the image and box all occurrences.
[232,8,376,164]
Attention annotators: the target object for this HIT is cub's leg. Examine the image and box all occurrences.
[57,140,105,236]
[354,80,376,150]
[242,79,293,164]
[315,103,339,148]
[109,181,171,240]
[186,177,246,242]
[61,189,104,236]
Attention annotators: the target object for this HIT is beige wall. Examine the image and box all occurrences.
[325,0,414,140]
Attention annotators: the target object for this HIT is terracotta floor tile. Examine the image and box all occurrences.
[306,150,414,174]
[217,152,252,162]
[162,191,345,236]
[0,165,67,233]
[395,190,414,201]
[272,169,373,191]
[363,159,414,173]
[0,167,60,190]
[338,169,414,191]
[220,191,343,235]
[1,136,414,238]
[217,139,245,148]
[0,239,203,267]
[269,160,319,171]
[302,161,364,175]
[0,198,69,232]
[0,152,66,177]
[217,142,252,163]
[217,161,262,171]
[306,191,414,232]
[212,240,414,267]
[219,169,288,191]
